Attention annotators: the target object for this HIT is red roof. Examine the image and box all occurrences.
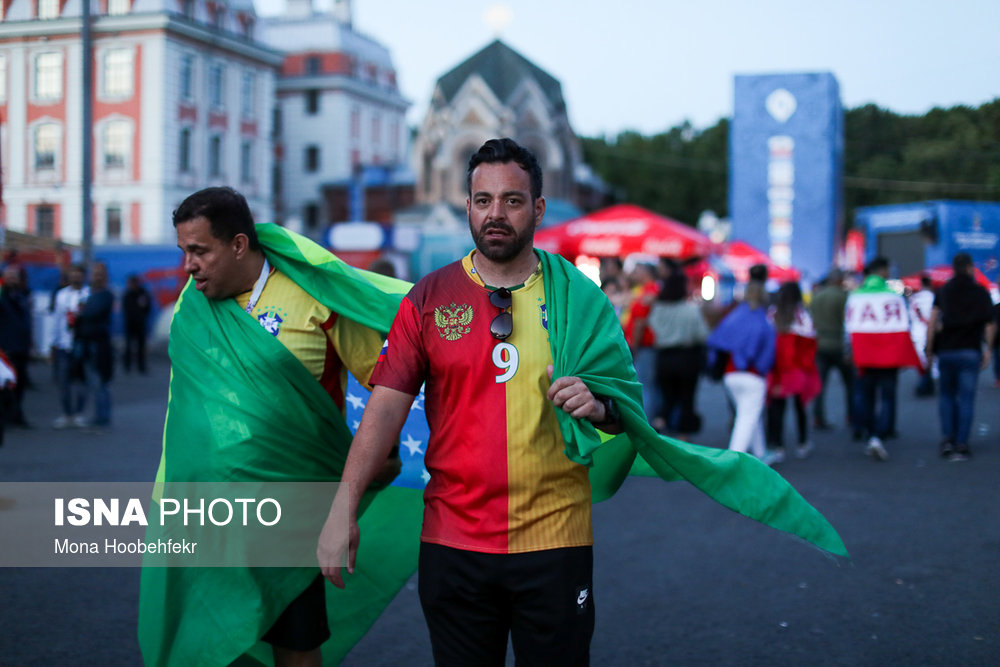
[534,204,712,259]
[715,240,801,283]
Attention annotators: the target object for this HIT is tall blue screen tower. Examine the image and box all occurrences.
[730,73,843,281]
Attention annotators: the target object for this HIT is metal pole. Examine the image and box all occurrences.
[80,0,93,270]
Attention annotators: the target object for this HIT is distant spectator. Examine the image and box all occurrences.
[845,257,921,461]
[123,274,152,375]
[75,261,115,428]
[925,252,996,461]
[648,271,708,437]
[599,256,625,288]
[51,265,90,429]
[707,280,779,464]
[0,351,16,446]
[621,262,661,425]
[600,256,629,316]
[909,274,936,397]
[0,264,33,426]
[766,282,821,461]
[810,268,854,431]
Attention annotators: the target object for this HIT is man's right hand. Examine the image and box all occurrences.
[318,508,358,589]
[317,385,417,588]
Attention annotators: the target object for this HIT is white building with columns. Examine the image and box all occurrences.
[0,0,282,245]
[257,0,410,237]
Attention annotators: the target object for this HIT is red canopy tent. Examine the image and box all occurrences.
[714,240,801,283]
[534,204,713,259]
[901,265,993,291]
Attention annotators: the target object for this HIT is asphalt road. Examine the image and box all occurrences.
[1,350,997,666]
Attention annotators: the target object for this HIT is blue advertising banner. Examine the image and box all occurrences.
[730,73,843,281]
[856,200,1000,284]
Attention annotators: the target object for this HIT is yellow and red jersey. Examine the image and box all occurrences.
[371,251,592,554]
[236,268,383,413]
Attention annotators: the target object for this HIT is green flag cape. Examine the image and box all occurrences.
[139,227,846,667]
[538,250,847,556]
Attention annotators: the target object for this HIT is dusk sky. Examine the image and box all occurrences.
[255,0,999,137]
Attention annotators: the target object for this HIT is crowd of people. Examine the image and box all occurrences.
[0,138,994,666]
[0,259,154,440]
[140,141,846,666]
[602,250,998,465]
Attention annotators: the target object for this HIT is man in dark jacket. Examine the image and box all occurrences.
[809,268,853,430]
[122,274,152,374]
[0,264,33,426]
[925,253,995,460]
[75,262,115,427]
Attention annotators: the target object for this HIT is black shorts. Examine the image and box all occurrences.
[261,574,330,651]
[418,542,594,667]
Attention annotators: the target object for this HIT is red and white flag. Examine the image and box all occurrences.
[846,286,922,369]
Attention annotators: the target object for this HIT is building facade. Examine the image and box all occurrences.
[0,0,408,247]
[413,39,582,210]
[258,0,410,236]
[0,0,282,245]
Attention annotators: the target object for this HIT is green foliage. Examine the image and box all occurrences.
[581,120,729,225]
[581,99,1000,229]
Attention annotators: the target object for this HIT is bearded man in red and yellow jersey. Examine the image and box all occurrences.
[319,138,622,666]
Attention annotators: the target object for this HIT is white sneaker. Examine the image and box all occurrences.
[865,437,888,461]
[72,415,89,428]
[796,441,815,459]
[760,448,785,466]
[52,415,71,429]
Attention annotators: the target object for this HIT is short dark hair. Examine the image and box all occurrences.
[172,186,260,251]
[658,271,689,303]
[865,256,889,275]
[748,263,768,283]
[953,252,974,273]
[467,138,543,201]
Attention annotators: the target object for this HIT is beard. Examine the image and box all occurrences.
[469,216,536,263]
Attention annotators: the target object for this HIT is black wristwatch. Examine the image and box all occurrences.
[593,395,620,429]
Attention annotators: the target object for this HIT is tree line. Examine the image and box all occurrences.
[580,99,1000,229]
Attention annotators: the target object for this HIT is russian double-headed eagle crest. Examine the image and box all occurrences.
[433,302,473,341]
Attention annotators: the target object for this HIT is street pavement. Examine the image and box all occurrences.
[1,350,998,666]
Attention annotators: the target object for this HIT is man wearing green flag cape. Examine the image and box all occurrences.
[139,187,416,667]
[318,138,847,666]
